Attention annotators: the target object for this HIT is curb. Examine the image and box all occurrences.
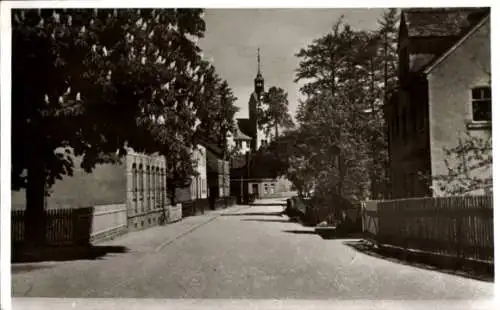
[362,239,494,275]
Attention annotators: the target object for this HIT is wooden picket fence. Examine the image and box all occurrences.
[375,196,494,262]
[12,207,93,246]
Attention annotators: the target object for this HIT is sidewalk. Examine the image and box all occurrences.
[95,204,252,253]
[12,204,251,266]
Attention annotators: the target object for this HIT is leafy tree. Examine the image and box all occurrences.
[258,86,294,138]
[12,8,206,245]
[216,80,239,158]
[295,19,376,201]
[191,60,239,158]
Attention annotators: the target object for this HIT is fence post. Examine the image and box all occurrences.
[455,204,463,260]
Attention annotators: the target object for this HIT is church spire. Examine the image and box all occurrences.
[257,48,261,75]
[254,48,264,95]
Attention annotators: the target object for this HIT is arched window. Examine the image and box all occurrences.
[138,164,144,204]
[146,165,150,211]
[156,167,161,206]
[160,168,165,205]
[151,166,155,208]
[132,163,138,213]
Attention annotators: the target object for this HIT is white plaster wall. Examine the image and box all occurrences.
[427,17,491,196]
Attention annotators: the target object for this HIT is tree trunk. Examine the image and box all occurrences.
[275,122,279,139]
[167,183,177,206]
[369,55,377,199]
[24,160,46,248]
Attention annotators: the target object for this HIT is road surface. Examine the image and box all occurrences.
[12,198,494,299]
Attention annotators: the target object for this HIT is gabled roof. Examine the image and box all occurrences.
[402,7,489,38]
[234,124,252,141]
[409,53,436,72]
[400,7,490,76]
[197,139,224,159]
[423,13,490,74]
[236,118,254,139]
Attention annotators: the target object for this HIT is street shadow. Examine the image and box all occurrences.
[282,229,363,240]
[241,218,292,223]
[221,212,284,217]
[282,229,317,235]
[317,231,364,240]
[250,202,287,207]
[12,245,129,263]
[11,264,55,275]
[343,240,494,283]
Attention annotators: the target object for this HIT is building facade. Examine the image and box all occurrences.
[175,144,208,202]
[385,8,491,198]
[11,148,173,241]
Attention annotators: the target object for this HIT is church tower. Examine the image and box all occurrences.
[254,48,265,95]
[248,48,264,151]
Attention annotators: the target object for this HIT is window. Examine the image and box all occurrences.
[471,87,491,121]
[146,165,150,211]
[160,168,166,205]
[132,163,138,213]
[156,167,160,206]
[138,164,143,204]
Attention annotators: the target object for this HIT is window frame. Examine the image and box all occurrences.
[470,86,492,123]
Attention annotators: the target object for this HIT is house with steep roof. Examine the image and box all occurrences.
[232,125,253,154]
[384,7,491,198]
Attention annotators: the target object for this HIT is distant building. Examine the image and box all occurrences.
[231,126,252,155]
[229,49,292,200]
[175,144,208,203]
[384,7,491,198]
[176,140,231,215]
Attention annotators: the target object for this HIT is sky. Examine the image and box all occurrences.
[198,8,386,120]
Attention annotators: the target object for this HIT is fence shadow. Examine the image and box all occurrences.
[221,211,284,217]
[343,240,494,283]
[250,202,287,207]
[241,218,291,223]
[282,229,317,235]
[12,245,129,263]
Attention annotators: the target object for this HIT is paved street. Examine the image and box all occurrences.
[12,198,493,299]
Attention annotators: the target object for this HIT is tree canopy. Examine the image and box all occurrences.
[12,8,238,243]
[258,86,294,138]
[255,10,400,207]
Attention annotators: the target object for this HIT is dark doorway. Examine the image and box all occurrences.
[252,184,259,198]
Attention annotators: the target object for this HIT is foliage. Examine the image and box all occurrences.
[258,86,294,138]
[263,9,401,217]
[12,9,239,238]
[433,132,492,196]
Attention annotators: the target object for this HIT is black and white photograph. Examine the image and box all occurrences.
[0,2,496,309]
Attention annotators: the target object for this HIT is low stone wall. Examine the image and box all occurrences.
[168,204,183,222]
[90,204,128,243]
